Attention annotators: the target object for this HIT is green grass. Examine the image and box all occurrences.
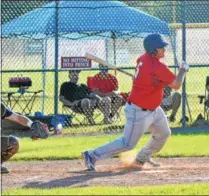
[10,134,209,161]
[3,183,209,195]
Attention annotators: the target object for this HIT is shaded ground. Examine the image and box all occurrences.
[2,157,209,190]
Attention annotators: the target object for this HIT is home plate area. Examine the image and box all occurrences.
[2,157,209,190]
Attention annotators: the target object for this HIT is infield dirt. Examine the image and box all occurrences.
[2,157,209,190]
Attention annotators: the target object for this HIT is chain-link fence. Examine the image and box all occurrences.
[1,1,209,133]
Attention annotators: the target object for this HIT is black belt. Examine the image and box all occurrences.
[128,102,155,111]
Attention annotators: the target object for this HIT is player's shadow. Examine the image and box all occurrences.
[23,168,140,189]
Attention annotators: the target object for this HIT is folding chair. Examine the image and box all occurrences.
[62,105,88,126]
[198,76,209,121]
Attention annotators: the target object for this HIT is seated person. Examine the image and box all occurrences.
[204,78,209,108]
[88,64,124,122]
[197,76,209,121]
[1,103,48,174]
[59,70,109,125]
[161,85,181,122]
[198,76,209,107]
[206,83,209,107]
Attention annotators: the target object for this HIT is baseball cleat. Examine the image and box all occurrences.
[1,166,9,174]
[82,151,96,171]
[133,159,145,168]
[147,158,161,167]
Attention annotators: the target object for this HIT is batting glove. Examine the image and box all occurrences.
[179,61,190,72]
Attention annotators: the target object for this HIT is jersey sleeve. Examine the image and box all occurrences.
[1,103,13,119]
[153,62,176,85]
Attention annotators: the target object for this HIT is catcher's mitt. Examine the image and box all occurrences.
[31,121,49,140]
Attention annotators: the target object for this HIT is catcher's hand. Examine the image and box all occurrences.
[31,121,49,140]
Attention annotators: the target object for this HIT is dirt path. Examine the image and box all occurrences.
[2,157,209,190]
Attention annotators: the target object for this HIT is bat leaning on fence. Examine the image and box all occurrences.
[85,53,134,78]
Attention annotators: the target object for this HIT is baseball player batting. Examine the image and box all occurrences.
[82,33,189,171]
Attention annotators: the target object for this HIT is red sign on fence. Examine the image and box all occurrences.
[61,57,92,69]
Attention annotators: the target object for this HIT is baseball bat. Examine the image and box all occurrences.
[85,53,134,78]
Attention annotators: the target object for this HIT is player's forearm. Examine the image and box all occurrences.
[5,113,32,128]
[107,91,119,97]
[112,89,121,94]
[91,88,106,97]
[169,68,186,90]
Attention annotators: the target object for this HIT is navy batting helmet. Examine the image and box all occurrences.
[143,33,168,55]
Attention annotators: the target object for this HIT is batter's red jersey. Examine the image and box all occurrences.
[128,53,176,110]
[88,73,119,93]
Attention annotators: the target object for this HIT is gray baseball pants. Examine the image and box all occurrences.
[89,102,171,162]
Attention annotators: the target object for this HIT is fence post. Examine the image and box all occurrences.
[54,0,59,116]
[181,0,187,127]
[41,38,47,114]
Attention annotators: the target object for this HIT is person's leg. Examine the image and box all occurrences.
[97,97,112,123]
[1,136,19,174]
[86,103,154,164]
[80,98,95,125]
[169,92,181,122]
[5,112,33,128]
[136,107,171,163]
[110,95,123,120]
[161,97,172,112]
